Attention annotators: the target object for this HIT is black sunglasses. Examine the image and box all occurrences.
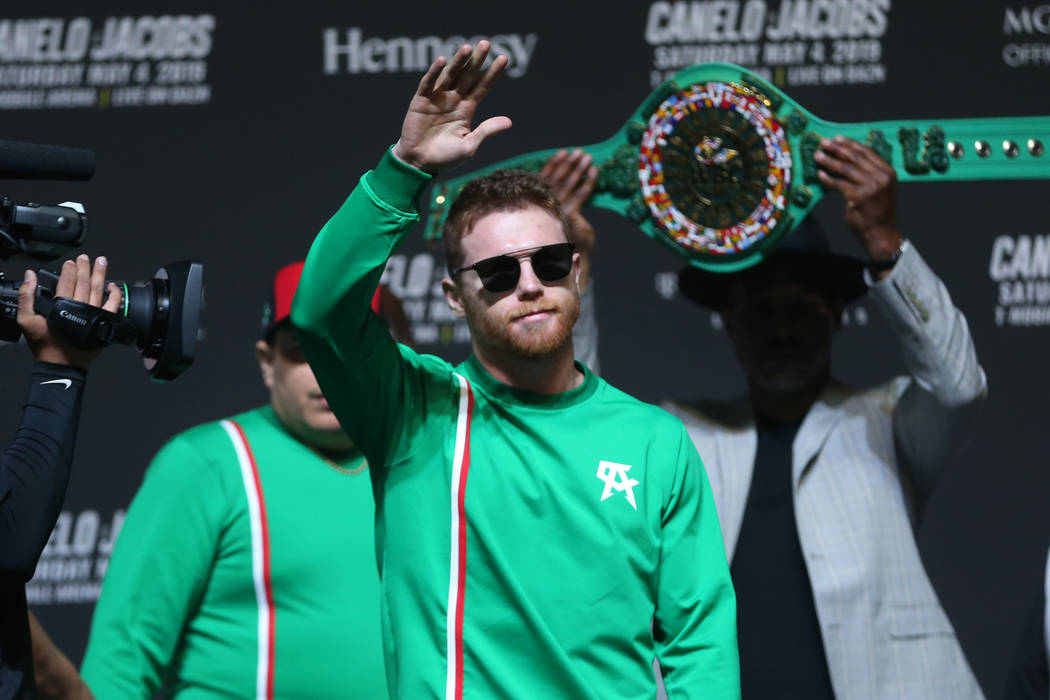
[451,242,575,293]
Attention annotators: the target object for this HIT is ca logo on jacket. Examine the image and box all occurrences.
[596,461,639,511]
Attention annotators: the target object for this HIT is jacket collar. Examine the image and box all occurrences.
[791,384,851,486]
[703,381,852,487]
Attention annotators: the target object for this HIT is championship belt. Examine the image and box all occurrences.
[424,62,1050,272]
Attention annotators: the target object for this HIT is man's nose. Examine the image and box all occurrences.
[515,258,543,298]
[768,308,799,336]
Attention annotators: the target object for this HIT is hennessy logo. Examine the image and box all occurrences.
[596,460,639,511]
[322,28,538,78]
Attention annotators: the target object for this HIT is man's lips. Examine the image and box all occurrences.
[759,343,805,363]
[513,308,556,322]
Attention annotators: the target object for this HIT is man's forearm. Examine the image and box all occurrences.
[0,362,86,578]
[292,148,430,339]
[29,611,94,700]
[868,242,986,405]
[291,148,433,468]
[571,281,600,375]
[656,438,740,698]
[871,243,986,509]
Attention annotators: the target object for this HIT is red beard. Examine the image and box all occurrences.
[468,294,580,359]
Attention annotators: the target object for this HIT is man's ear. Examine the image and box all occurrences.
[255,339,276,388]
[442,277,466,318]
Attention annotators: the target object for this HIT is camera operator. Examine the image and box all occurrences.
[1,254,120,700]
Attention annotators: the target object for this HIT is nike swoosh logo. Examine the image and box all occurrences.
[40,379,72,390]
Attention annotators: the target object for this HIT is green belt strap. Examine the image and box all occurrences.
[424,62,1050,272]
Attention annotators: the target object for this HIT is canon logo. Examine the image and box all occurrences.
[59,309,88,326]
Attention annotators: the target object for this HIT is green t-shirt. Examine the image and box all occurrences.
[81,406,387,699]
[292,149,740,699]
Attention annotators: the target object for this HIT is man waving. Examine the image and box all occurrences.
[292,42,738,699]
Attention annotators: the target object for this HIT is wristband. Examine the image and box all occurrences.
[866,240,908,271]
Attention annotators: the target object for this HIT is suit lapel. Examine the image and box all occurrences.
[684,388,847,559]
[791,386,849,489]
[701,397,756,561]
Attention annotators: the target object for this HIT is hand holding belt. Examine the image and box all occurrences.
[424,62,1050,273]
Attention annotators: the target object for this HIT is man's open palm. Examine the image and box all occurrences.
[392,41,512,174]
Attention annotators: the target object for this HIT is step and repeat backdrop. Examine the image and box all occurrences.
[1,1,1048,696]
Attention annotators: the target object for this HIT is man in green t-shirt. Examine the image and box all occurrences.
[291,41,739,699]
[81,263,389,699]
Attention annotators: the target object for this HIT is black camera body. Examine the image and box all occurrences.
[0,199,86,261]
[0,261,204,382]
[0,138,204,381]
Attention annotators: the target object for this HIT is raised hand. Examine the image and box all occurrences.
[541,149,598,287]
[392,41,512,175]
[18,254,123,369]
[814,135,902,264]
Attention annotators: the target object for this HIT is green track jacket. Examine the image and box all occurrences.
[81,406,387,699]
[292,148,740,699]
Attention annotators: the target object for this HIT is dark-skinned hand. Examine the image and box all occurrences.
[815,135,902,279]
[540,148,598,288]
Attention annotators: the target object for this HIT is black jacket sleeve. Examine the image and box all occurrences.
[0,362,86,580]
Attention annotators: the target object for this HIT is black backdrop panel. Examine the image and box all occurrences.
[1,3,1048,697]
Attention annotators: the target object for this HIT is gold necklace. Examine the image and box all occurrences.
[313,449,368,476]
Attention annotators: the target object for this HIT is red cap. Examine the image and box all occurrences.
[262,261,381,337]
